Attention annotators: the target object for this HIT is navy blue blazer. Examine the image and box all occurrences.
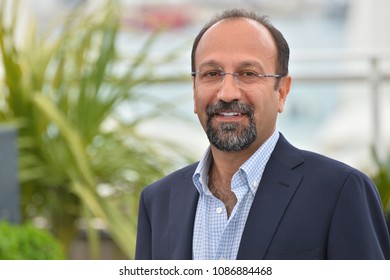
[135,134,390,259]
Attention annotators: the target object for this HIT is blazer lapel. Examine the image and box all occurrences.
[237,135,304,259]
[168,165,199,259]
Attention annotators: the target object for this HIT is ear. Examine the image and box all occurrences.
[277,75,291,113]
[192,77,198,115]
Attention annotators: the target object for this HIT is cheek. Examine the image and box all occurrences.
[252,94,279,122]
[193,85,206,114]
[193,88,214,115]
[193,93,208,127]
[193,94,202,115]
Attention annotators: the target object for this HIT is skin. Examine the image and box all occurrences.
[193,18,292,215]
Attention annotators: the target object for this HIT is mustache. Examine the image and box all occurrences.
[206,101,254,118]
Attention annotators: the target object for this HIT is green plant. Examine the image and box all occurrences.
[371,149,390,215]
[0,221,65,259]
[0,0,193,259]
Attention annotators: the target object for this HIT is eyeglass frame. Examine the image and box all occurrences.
[191,70,286,88]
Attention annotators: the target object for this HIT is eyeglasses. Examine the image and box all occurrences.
[191,69,285,89]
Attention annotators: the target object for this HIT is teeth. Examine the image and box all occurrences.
[220,112,241,117]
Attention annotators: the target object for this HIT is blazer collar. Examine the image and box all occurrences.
[167,134,304,260]
[237,134,304,259]
[168,164,199,259]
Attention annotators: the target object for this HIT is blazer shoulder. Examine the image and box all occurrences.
[299,148,364,176]
[300,149,353,169]
[276,134,371,186]
[275,134,359,176]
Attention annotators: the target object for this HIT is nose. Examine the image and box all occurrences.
[217,73,242,103]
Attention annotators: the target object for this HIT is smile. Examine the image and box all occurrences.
[218,112,243,117]
[206,101,254,122]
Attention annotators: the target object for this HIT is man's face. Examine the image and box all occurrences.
[193,18,291,152]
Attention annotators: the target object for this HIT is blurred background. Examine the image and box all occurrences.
[0,0,389,259]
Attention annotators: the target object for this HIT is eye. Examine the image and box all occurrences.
[239,71,259,77]
[202,70,222,78]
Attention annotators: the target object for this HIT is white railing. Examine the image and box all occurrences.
[290,49,390,159]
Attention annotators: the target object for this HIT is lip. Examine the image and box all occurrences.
[206,101,254,123]
[218,112,243,117]
[213,111,247,121]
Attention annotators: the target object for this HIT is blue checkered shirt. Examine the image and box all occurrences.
[192,131,279,260]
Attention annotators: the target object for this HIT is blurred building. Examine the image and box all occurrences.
[3,0,389,170]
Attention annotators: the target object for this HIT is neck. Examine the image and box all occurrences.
[209,130,276,180]
[209,143,257,181]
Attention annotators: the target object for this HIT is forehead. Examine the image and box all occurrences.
[195,18,277,70]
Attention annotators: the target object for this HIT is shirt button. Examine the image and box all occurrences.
[216,207,223,214]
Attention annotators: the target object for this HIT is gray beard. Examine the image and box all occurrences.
[205,101,256,152]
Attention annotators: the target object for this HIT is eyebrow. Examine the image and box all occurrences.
[198,60,222,70]
[198,60,266,72]
[237,61,266,73]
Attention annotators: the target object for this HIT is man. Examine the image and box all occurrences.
[135,9,390,260]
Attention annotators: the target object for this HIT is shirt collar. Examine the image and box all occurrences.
[193,131,280,196]
[240,130,279,195]
[193,147,212,195]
